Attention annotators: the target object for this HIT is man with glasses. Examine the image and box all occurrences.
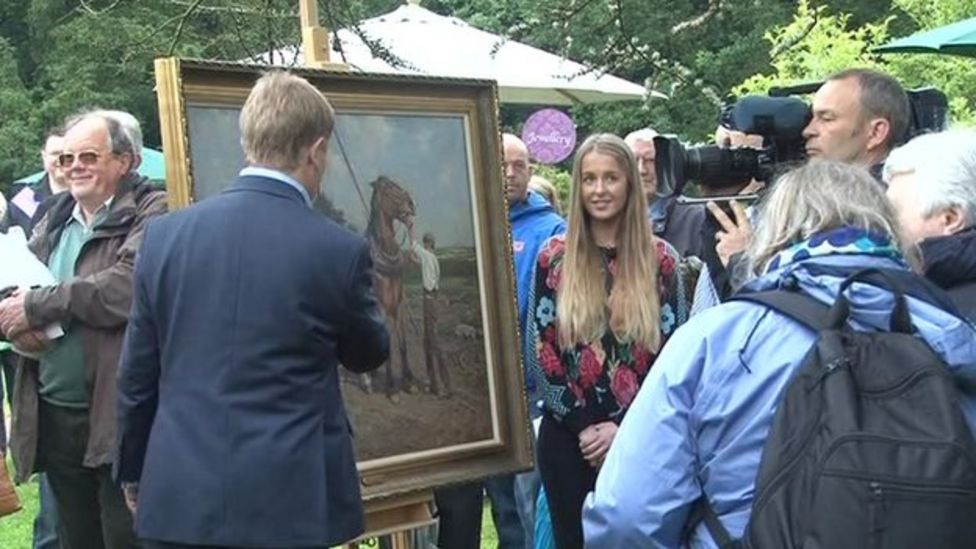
[0,110,167,549]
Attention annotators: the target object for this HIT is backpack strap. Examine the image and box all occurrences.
[803,264,965,321]
[684,499,744,549]
[732,290,833,331]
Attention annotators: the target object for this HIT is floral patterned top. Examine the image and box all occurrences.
[525,234,696,434]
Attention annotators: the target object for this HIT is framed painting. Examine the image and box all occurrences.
[153,58,532,505]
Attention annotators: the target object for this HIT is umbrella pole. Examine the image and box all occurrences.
[298,0,347,70]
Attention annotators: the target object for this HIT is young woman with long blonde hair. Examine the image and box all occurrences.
[525,133,696,548]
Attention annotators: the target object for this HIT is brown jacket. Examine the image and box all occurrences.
[11,174,167,482]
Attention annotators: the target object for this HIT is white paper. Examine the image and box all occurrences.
[0,228,57,289]
[0,228,65,358]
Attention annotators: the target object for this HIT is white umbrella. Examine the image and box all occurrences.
[255,1,664,106]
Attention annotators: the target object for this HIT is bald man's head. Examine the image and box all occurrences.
[502,133,532,203]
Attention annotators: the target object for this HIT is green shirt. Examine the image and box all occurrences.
[38,203,109,408]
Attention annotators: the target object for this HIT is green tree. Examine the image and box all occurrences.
[0,37,37,192]
[736,0,976,127]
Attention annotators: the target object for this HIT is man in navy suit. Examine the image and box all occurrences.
[114,71,390,548]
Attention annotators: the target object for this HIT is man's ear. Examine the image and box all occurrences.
[866,118,891,153]
[310,137,328,168]
[528,163,535,178]
[943,206,969,235]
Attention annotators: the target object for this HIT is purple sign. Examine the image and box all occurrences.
[522,109,576,164]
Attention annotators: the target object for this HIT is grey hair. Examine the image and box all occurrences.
[827,68,910,149]
[95,110,143,154]
[884,129,976,226]
[746,160,909,274]
[64,110,136,157]
[624,128,658,147]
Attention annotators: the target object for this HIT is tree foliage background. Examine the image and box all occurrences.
[0,0,973,195]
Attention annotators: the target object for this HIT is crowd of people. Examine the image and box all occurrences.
[0,64,974,549]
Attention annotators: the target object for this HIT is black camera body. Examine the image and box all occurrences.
[654,96,810,197]
[654,84,950,197]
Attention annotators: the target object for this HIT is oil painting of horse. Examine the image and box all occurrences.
[320,113,494,461]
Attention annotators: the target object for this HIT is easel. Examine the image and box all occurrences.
[348,490,437,548]
[297,0,348,70]
[296,2,436,548]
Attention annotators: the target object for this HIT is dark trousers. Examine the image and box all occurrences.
[0,351,10,453]
[422,293,451,396]
[433,476,524,549]
[38,402,138,549]
[434,482,483,549]
[1,350,14,405]
[35,473,63,549]
[484,474,524,548]
[537,415,597,549]
[1,351,61,548]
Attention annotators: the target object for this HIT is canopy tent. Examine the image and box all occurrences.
[13,147,166,186]
[874,17,976,58]
[255,2,663,106]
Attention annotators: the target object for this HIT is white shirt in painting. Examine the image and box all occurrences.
[412,241,440,292]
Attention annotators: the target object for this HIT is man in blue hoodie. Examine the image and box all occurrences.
[434,134,565,549]
[503,133,566,549]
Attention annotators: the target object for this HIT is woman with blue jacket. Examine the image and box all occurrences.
[582,160,976,547]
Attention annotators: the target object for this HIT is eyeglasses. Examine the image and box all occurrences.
[57,150,103,168]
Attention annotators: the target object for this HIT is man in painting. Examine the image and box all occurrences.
[0,110,167,549]
[113,71,389,548]
[408,220,452,397]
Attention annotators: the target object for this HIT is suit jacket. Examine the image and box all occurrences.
[115,175,389,547]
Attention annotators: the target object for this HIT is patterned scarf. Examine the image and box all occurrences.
[764,226,907,275]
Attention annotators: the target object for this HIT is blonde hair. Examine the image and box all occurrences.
[747,160,912,274]
[558,134,660,350]
[240,71,335,171]
[529,175,562,215]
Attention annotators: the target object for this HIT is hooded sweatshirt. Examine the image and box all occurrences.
[510,190,566,331]
[920,227,976,321]
[584,249,976,548]
[510,190,566,406]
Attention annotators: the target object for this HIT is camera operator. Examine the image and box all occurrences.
[701,68,912,300]
[625,129,707,258]
[804,68,911,181]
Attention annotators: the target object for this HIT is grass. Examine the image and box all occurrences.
[0,455,39,549]
[0,463,501,548]
[481,503,500,547]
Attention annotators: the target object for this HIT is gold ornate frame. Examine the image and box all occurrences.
[153,58,532,506]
